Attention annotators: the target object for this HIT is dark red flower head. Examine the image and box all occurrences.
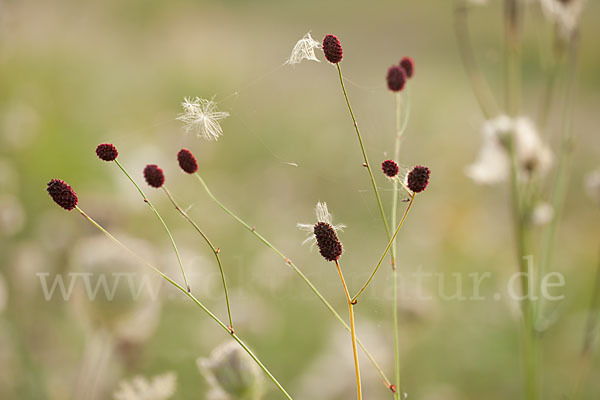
[177,149,198,174]
[407,165,430,193]
[95,143,118,161]
[314,222,343,262]
[381,160,399,177]
[322,34,343,64]
[399,57,414,79]
[386,65,406,92]
[143,164,165,188]
[47,179,78,211]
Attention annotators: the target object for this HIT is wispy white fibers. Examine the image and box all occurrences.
[284,32,321,66]
[177,97,229,141]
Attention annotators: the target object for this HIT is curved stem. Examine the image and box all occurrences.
[335,260,362,400]
[193,172,393,389]
[113,160,191,292]
[335,63,391,239]
[74,206,293,400]
[161,186,234,330]
[453,1,500,119]
[352,193,415,303]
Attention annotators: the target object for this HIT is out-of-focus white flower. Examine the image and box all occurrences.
[585,169,600,206]
[176,97,229,141]
[284,32,321,65]
[297,201,345,246]
[113,372,176,400]
[539,0,586,40]
[198,341,264,400]
[466,115,553,185]
[532,202,554,225]
[468,0,488,5]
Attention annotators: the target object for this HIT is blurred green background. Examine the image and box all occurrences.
[1,0,599,398]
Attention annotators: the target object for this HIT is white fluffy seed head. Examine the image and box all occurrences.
[285,32,322,66]
[176,97,229,141]
[539,0,587,40]
[465,115,553,185]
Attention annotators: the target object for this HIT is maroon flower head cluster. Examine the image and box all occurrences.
[314,222,343,262]
[386,65,406,92]
[322,34,343,64]
[381,160,399,177]
[144,164,165,188]
[47,179,78,211]
[400,57,414,79]
[95,143,118,162]
[177,149,198,174]
[407,165,430,193]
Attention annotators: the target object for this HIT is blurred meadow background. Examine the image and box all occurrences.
[1,0,599,399]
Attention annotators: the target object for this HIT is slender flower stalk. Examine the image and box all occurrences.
[191,171,393,389]
[453,1,500,119]
[72,205,293,400]
[503,2,538,398]
[390,90,410,399]
[335,260,362,400]
[352,192,416,303]
[161,186,234,331]
[113,159,191,292]
[335,63,392,239]
[538,31,579,320]
[569,245,600,400]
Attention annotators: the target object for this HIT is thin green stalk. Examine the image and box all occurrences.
[113,159,190,292]
[453,1,500,119]
[335,63,391,239]
[161,186,234,331]
[335,260,362,400]
[353,193,416,303]
[503,1,537,398]
[74,206,293,400]
[570,245,600,400]
[538,32,579,322]
[390,90,410,399]
[193,172,393,390]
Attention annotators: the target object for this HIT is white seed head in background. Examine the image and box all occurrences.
[113,372,177,400]
[198,341,264,400]
[176,97,229,141]
[465,115,553,185]
[539,0,587,40]
[284,32,321,66]
[532,202,554,225]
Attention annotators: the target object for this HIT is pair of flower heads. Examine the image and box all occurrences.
[298,163,430,263]
[287,32,415,92]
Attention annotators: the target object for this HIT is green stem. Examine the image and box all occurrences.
[453,1,500,119]
[353,193,416,303]
[113,160,191,292]
[74,206,293,400]
[503,1,537,398]
[335,260,362,400]
[193,173,393,390]
[161,186,234,330]
[538,31,579,322]
[570,244,600,400]
[335,63,391,240]
[390,90,410,399]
